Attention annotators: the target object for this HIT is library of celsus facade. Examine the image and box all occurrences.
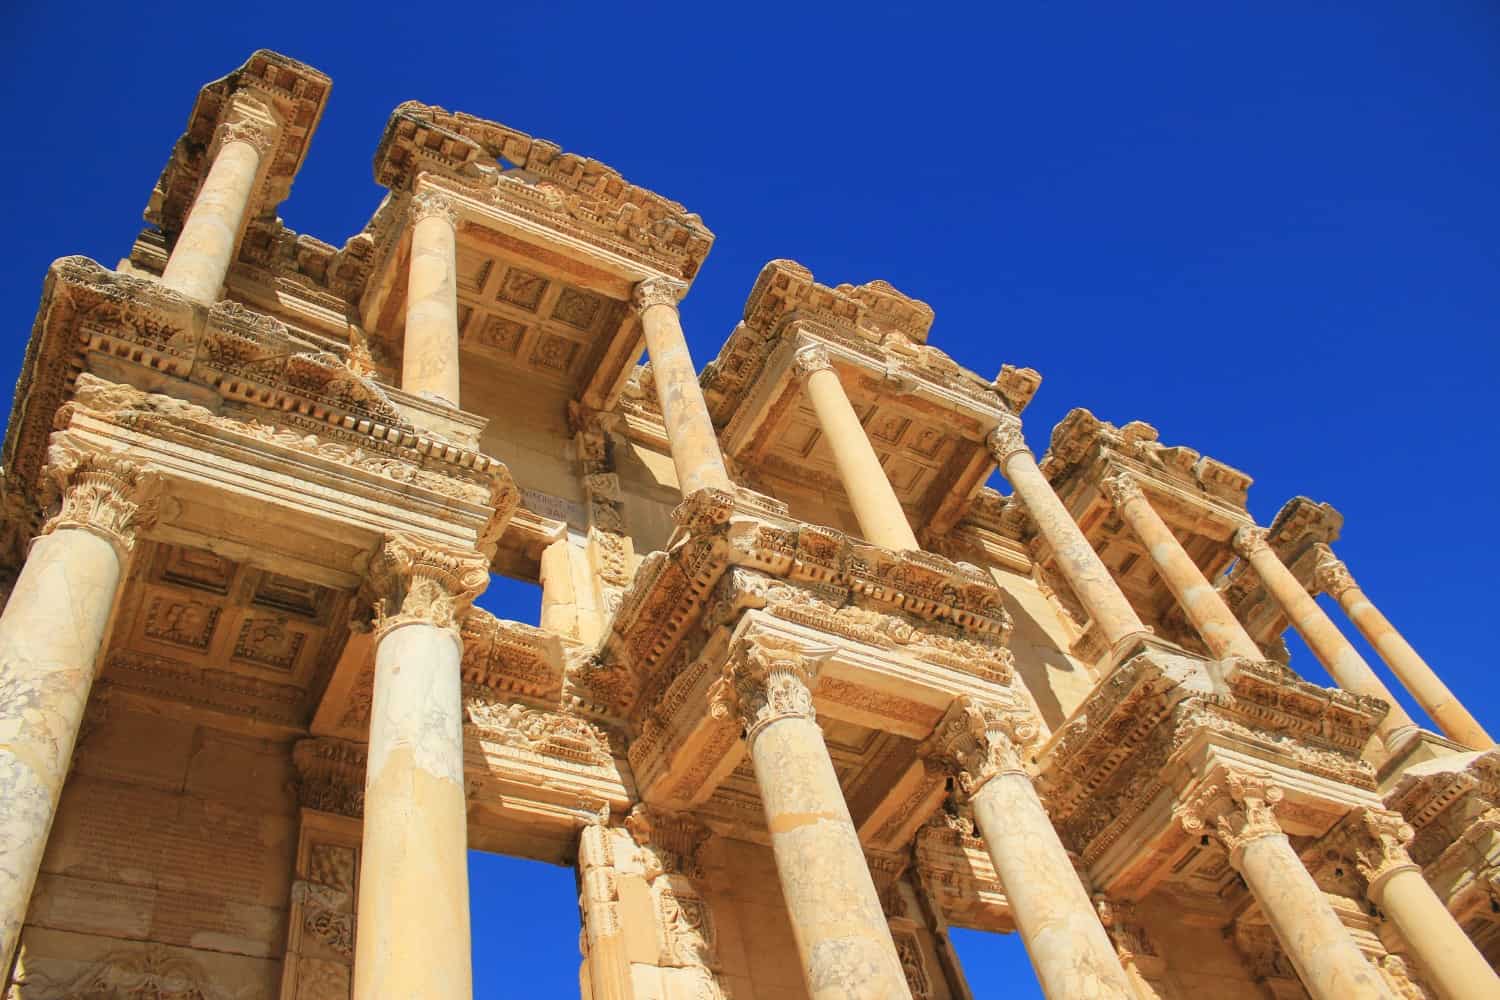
[3,48,1499,999]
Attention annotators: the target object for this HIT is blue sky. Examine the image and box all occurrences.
[4,3,1497,995]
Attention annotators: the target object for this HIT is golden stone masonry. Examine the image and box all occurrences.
[0,50,1496,1000]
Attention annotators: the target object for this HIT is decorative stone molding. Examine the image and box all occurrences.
[626,804,712,879]
[792,344,834,378]
[1099,469,1145,509]
[293,738,368,818]
[364,533,489,638]
[1176,770,1285,864]
[1323,808,1419,895]
[1232,525,1271,560]
[985,412,1031,466]
[632,277,687,314]
[710,634,819,742]
[410,189,458,227]
[920,696,1039,797]
[1313,546,1357,599]
[39,446,155,556]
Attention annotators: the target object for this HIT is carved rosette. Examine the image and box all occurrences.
[632,276,687,314]
[711,636,818,743]
[1099,469,1145,510]
[920,695,1038,797]
[40,448,154,556]
[985,412,1031,467]
[365,533,489,639]
[1326,808,1419,896]
[1232,526,1271,560]
[792,344,834,378]
[410,189,458,227]
[1313,548,1358,599]
[1177,771,1285,864]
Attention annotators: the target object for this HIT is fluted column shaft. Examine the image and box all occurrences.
[988,417,1147,649]
[0,452,147,971]
[1102,472,1262,661]
[402,191,462,407]
[924,699,1134,1000]
[353,537,488,1000]
[1316,551,1491,748]
[160,120,271,303]
[795,345,920,551]
[722,638,910,999]
[1235,528,1415,745]
[634,279,733,498]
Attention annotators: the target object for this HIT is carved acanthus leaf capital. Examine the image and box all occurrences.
[711,634,819,742]
[986,412,1032,467]
[214,118,275,157]
[1313,547,1357,598]
[920,695,1039,797]
[40,446,157,555]
[1325,808,1417,895]
[1232,526,1271,560]
[792,344,833,378]
[632,277,687,314]
[626,805,712,879]
[1099,470,1145,510]
[410,190,458,227]
[365,533,489,638]
[1176,770,1285,864]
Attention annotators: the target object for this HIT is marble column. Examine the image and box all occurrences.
[0,451,148,971]
[1234,528,1416,747]
[1334,809,1500,1000]
[1315,550,1491,749]
[794,345,920,551]
[988,415,1148,651]
[1181,773,1396,1000]
[353,536,489,1000]
[160,118,273,303]
[924,697,1135,1000]
[633,278,733,498]
[401,191,462,407]
[1101,471,1262,662]
[718,636,910,999]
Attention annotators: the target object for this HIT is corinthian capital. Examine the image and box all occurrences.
[410,190,458,227]
[632,277,687,314]
[213,118,275,157]
[1099,470,1145,509]
[1232,526,1271,560]
[1313,546,1357,598]
[1176,770,1284,864]
[920,696,1039,797]
[986,412,1031,466]
[1324,808,1417,896]
[710,635,818,742]
[40,447,156,555]
[792,344,833,378]
[365,533,489,638]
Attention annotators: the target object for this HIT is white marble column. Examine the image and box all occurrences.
[632,278,733,498]
[1180,773,1396,1000]
[0,451,148,970]
[988,415,1148,651]
[717,636,911,999]
[160,115,274,303]
[353,535,488,1000]
[1315,549,1491,749]
[924,697,1135,999]
[401,190,462,407]
[794,345,920,551]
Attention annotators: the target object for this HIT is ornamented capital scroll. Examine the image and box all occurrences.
[632,277,687,314]
[1323,808,1418,896]
[1313,545,1358,599]
[364,533,489,639]
[920,695,1039,797]
[985,412,1031,467]
[1232,525,1271,560]
[40,447,156,556]
[1176,770,1285,864]
[710,634,819,743]
[792,344,833,378]
[213,117,275,158]
[410,189,458,227]
[1099,469,1145,509]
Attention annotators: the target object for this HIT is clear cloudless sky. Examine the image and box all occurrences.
[3,3,1498,996]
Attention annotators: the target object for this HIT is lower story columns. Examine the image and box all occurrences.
[719,636,911,999]
[353,536,489,1000]
[924,698,1135,1000]
[0,451,146,972]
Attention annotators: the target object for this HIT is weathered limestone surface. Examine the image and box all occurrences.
[401,191,462,407]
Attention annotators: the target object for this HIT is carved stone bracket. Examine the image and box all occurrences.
[710,634,820,743]
[632,277,687,314]
[1176,770,1285,864]
[985,412,1031,467]
[364,533,489,639]
[920,695,1039,797]
[39,445,157,557]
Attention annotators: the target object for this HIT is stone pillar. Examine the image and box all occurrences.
[715,636,910,999]
[632,278,733,498]
[1315,550,1491,749]
[923,697,1135,999]
[160,117,273,303]
[0,451,149,970]
[793,345,920,551]
[401,191,462,407]
[1331,808,1500,1000]
[988,415,1148,651]
[1234,529,1416,747]
[1179,773,1396,1000]
[1101,471,1262,661]
[353,536,488,1000]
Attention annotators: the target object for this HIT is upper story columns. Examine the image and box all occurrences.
[793,345,920,551]
[401,191,462,408]
[987,414,1147,651]
[632,278,733,498]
